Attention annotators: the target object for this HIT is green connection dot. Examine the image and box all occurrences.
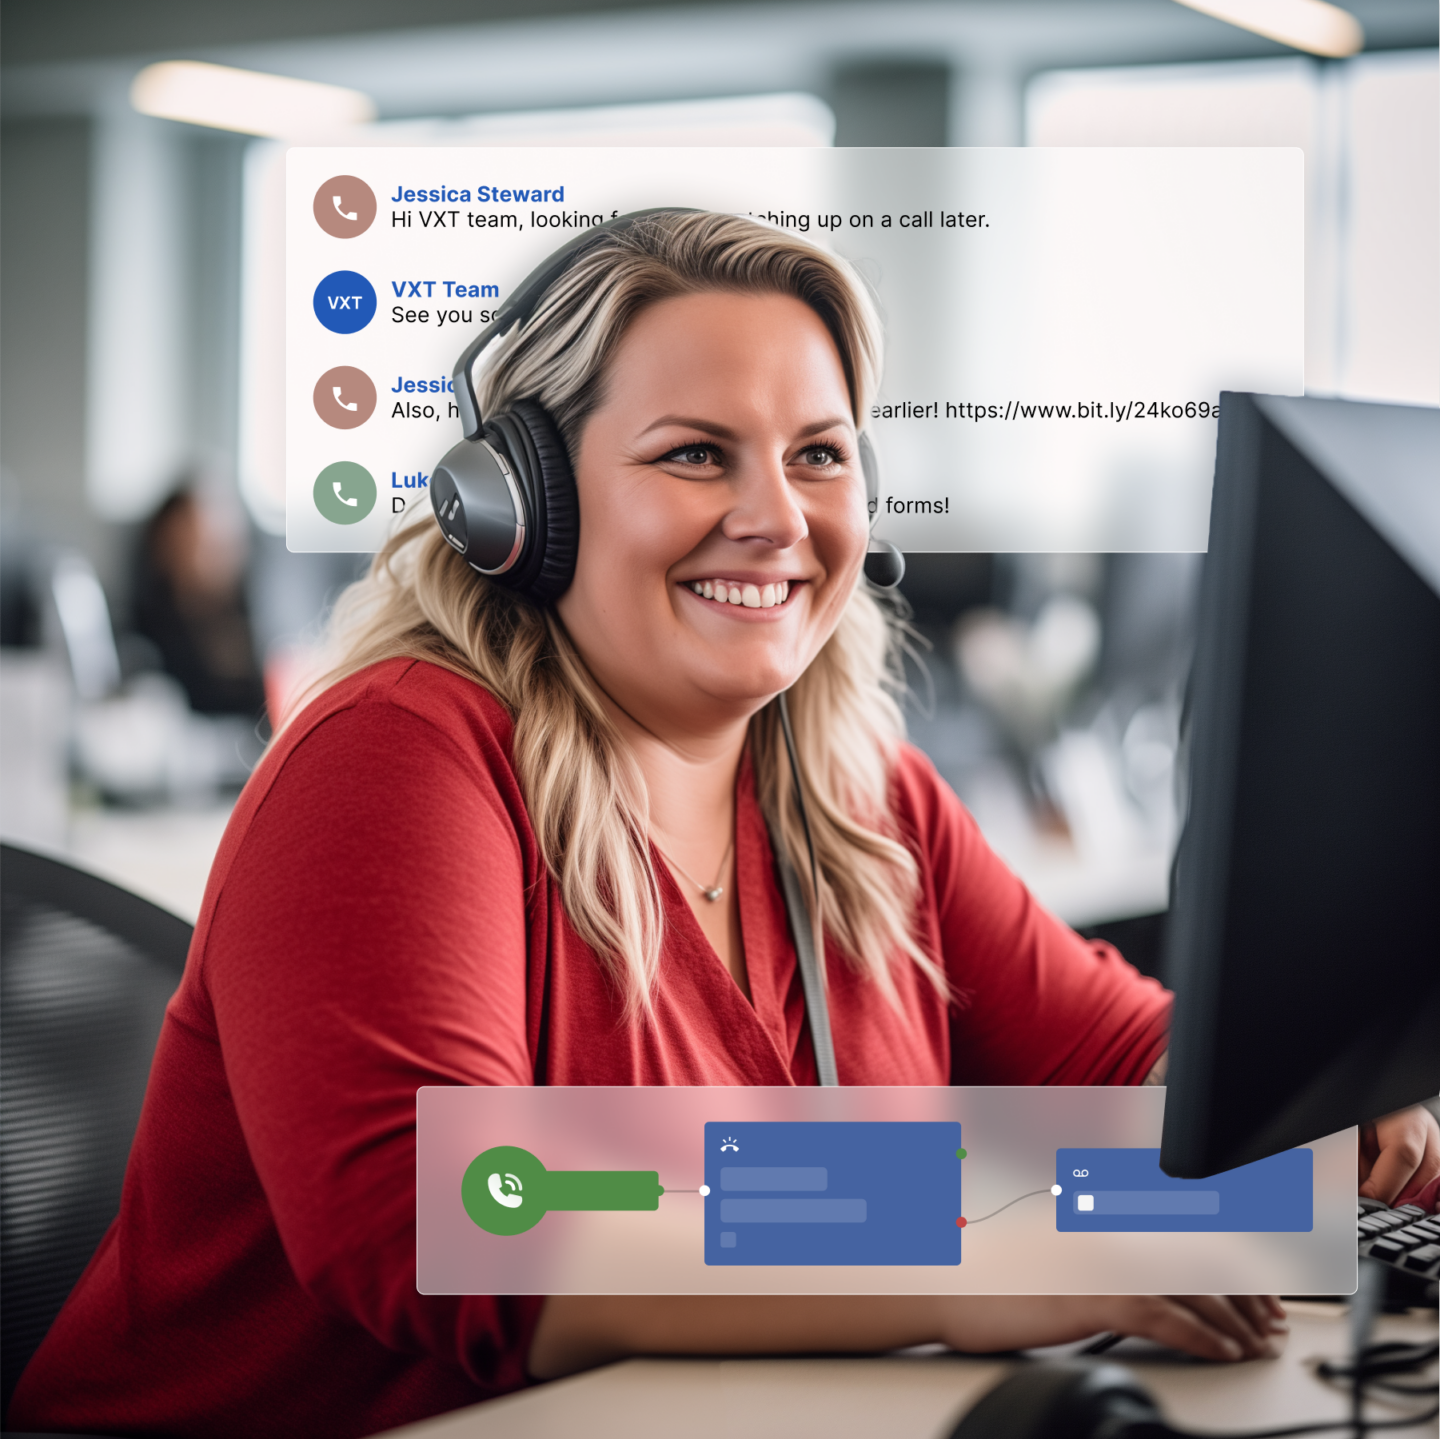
[956,1148,967,1160]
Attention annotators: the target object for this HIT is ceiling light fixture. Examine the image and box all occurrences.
[131,60,376,137]
[1173,0,1364,57]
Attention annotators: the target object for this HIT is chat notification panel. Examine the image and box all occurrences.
[283,146,1303,554]
[704,1122,963,1265]
[416,1087,1354,1296]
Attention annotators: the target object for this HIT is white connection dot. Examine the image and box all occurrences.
[1051,1184,1063,1197]
[699,1185,711,1196]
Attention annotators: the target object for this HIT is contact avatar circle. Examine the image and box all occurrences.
[313,176,377,238]
[313,366,377,429]
[314,462,376,524]
[313,270,377,334]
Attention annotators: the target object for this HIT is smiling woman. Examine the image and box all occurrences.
[321,217,935,1019]
[551,285,903,1002]
[9,213,1293,1439]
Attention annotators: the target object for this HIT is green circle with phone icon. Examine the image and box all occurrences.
[461,1146,549,1236]
[314,461,376,524]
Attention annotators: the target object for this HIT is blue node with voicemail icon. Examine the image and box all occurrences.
[703,1122,962,1265]
[1055,1148,1312,1232]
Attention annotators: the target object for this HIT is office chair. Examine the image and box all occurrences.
[0,843,192,1423]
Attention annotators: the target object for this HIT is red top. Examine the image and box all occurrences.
[12,658,1170,1439]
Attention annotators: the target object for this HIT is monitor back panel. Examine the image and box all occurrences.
[1162,393,1440,1178]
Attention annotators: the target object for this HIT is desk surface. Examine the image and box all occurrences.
[384,1304,1438,1439]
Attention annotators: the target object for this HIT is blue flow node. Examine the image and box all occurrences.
[314,270,377,333]
[1055,1148,1312,1232]
[703,1122,962,1266]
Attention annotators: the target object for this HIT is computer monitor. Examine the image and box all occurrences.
[1160,392,1440,1179]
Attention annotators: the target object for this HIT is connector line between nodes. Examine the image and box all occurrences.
[964,1187,1055,1225]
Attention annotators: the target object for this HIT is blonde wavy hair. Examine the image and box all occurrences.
[314,211,943,1018]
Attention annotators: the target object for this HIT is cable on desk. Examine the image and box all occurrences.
[1187,1337,1435,1438]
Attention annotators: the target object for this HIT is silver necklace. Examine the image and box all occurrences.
[654,836,734,902]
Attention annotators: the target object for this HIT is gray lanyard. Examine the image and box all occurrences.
[771,693,839,1087]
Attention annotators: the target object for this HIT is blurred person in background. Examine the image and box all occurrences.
[133,483,266,719]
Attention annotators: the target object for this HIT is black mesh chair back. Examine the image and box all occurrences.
[1,843,192,1420]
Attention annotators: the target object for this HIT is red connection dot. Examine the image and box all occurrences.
[956,1216,967,1228]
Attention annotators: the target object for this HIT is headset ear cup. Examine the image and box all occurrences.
[508,399,578,605]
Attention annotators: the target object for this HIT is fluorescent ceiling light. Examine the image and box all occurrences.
[1173,0,1364,56]
[372,93,836,148]
[131,61,376,137]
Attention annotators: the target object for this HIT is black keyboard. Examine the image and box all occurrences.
[1358,1197,1440,1279]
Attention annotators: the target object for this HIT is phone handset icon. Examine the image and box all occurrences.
[332,195,358,222]
[332,481,359,508]
[487,1172,524,1209]
[332,386,359,412]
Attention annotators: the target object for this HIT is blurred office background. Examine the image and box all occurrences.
[2,0,1437,962]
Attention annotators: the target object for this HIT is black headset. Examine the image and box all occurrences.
[429,208,905,604]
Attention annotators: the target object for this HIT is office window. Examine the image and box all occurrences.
[1027,50,1440,406]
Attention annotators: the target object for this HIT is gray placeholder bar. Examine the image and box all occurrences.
[720,1198,867,1223]
[1075,1191,1221,1215]
[720,1167,828,1192]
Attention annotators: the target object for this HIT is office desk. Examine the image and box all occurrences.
[384,1304,1437,1438]
[60,801,231,922]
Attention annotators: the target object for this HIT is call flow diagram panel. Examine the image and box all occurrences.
[417,1087,1352,1295]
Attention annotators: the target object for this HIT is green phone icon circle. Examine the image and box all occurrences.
[462,1146,551,1236]
[461,1145,664,1236]
[314,461,376,524]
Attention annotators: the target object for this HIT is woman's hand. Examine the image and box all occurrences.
[935,1294,1287,1362]
[1359,1105,1440,1206]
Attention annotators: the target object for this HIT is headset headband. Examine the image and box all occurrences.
[434,206,905,593]
[451,207,701,442]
